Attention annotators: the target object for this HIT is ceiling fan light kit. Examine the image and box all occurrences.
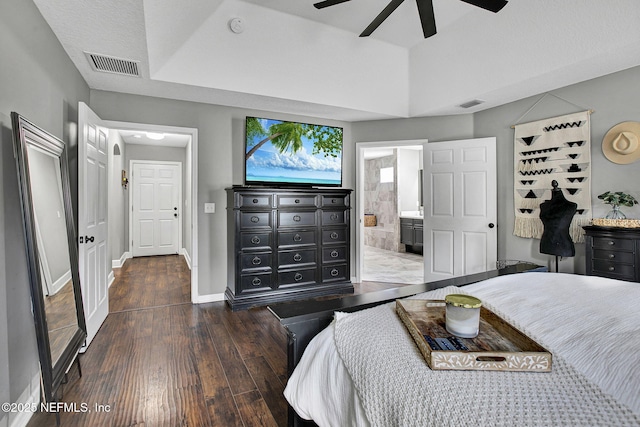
[314,0,508,39]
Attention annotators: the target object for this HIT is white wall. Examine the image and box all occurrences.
[397,148,421,212]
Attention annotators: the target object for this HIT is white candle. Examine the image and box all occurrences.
[445,294,482,338]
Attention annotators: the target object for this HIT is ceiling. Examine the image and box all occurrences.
[33,0,640,122]
[118,130,191,147]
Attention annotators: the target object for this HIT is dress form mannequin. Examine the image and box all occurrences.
[539,180,577,270]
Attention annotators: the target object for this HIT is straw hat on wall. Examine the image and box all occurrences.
[602,121,640,164]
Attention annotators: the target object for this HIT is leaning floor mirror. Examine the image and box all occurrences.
[11,112,87,405]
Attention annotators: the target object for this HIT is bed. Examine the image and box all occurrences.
[277,272,640,426]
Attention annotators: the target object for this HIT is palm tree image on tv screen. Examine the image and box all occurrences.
[245,117,343,186]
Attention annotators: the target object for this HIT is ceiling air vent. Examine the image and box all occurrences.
[458,99,485,109]
[85,52,141,77]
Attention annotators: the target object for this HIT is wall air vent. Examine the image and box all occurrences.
[458,99,485,109]
[84,52,141,77]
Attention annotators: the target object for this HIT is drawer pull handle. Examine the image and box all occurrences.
[252,277,262,286]
[252,198,259,204]
[293,233,302,242]
[293,253,302,262]
[609,254,615,259]
[294,272,304,282]
[252,257,262,265]
[251,236,261,245]
[332,198,337,204]
[250,216,260,223]
[330,213,339,221]
[330,250,339,258]
[295,199,300,204]
[608,266,615,271]
[608,241,615,246]
[293,215,301,222]
[330,268,340,277]
[330,232,339,240]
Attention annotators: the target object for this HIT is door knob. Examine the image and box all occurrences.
[488,223,495,229]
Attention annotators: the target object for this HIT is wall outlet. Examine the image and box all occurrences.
[204,203,215,214]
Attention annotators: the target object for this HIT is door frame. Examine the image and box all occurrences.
[355,139,428,283]
[129,160,183,258]
[102,120,199,303]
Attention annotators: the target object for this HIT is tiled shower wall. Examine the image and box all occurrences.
[364,153,402,252]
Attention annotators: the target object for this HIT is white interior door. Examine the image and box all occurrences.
[423,137,497,282]
[78,102,109,349]
[131,161,181,257]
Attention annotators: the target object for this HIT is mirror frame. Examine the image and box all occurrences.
[11,112,87,403]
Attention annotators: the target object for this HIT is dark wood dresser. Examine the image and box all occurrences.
[583,225,640,282]
[225,186,354,310]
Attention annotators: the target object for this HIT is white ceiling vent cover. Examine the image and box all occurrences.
[458,99,485,109]
[85,52,141,77]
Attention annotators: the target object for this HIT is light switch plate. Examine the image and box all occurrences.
[204,203,215,213]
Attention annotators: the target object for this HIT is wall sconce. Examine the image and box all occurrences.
[121,170,129,189]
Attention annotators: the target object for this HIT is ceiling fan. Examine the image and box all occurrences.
[313,0,508,38]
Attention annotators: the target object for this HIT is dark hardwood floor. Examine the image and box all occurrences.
[27,255,406,427]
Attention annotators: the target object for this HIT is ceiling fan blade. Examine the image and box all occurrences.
[415,0,436,38]
[360,0,405,37]
[459,0,508,13]
[314,0,351,9]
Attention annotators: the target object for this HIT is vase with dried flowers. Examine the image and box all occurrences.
[597,191,638,219]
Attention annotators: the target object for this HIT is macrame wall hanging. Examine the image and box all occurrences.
[513,109,592,243]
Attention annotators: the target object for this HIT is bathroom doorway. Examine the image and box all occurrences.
[355,140,425,284]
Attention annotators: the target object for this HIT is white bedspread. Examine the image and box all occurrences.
[284,273,640,426]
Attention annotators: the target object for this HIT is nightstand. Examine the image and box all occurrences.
[583,225,640,282]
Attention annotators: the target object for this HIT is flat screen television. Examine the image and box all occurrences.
[244,116,343,187]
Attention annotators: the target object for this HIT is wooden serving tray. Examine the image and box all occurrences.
[396,299,552,372]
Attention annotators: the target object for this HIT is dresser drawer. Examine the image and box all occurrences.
[322,228,347,244]
[592,237,634,251]
[278,210,316,228]
[237,193,272,209]
[276,194,318,208]
[321,194,348,207]
[239,273,272,293]
[240,232,272,251]
[239,211,272,229]
[278,268,317,288]
[592,249,635,264]
[591,260,635,279]
[322,264,348,282]
[278,249,317,269]
[322,210,347,226]
[240,252,272,272]
[322,246,347,263]
[278,230,316,248]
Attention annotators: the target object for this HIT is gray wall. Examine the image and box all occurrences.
[89,91,353,296]
[108,132,127,263]
[353,66,640,274]
[0,0,90,417]
[474,66,640,273]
